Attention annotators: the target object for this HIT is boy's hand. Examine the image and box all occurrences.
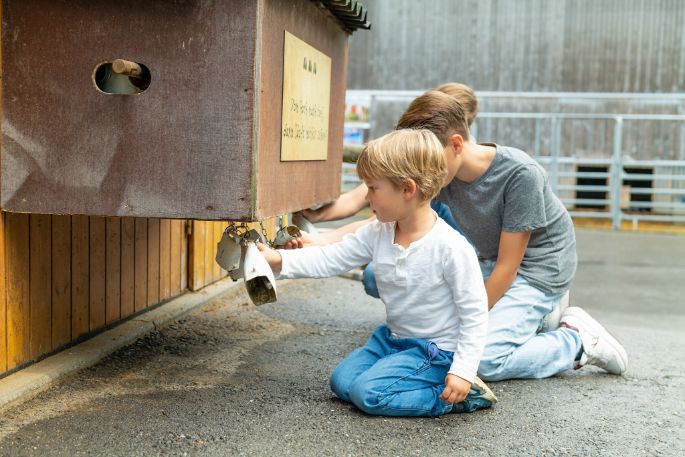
[439,374,471,404]
[256,242,282,270]
[279,231,317,249]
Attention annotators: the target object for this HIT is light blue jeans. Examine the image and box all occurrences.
[329,325,456,417]
[477,259,582,381]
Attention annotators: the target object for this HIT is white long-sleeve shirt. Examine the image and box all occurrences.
[278,216,488,383]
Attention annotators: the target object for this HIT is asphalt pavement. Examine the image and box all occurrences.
[0,228,683,457]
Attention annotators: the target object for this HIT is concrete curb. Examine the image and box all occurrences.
[0,278,243,413]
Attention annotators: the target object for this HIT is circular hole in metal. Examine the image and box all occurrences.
[93,60,151,95]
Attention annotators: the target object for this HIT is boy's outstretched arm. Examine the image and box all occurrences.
[256,243,282,271]
[300,183,368,223]
[485,230,531,309]
[280,217,375,249]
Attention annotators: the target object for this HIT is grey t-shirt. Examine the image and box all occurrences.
[437,144,577,293]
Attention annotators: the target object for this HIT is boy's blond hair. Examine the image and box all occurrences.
[435,82,478,126]
[357,129,447,203]
[396,90,470,146]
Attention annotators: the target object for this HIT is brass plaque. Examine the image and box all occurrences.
[280,31,331,161]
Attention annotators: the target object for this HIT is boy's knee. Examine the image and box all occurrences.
[329,366,353,402]
[477,357,507,382]
[348,378,382,414]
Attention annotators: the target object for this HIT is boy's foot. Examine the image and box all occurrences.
[540,290,570,332]
[451,377,498,413]
[560,306,628,375]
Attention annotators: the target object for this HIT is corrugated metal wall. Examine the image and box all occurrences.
[347,0,685,160]
[349,0,685,92]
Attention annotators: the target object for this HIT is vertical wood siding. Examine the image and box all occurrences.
[0,213,189,373]
[0,214,281,376]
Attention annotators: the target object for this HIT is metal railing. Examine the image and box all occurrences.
[343,91,685,229]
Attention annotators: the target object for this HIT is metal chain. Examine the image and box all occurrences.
[258,220,271,247]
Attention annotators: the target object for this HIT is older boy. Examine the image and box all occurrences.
[395,91,628,380]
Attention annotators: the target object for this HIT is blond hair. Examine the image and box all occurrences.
[435,82,478,126]
[356,129,447,203]
[396,90,470,146]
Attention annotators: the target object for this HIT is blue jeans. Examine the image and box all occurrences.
[477,260,582,381]
[362,201,461,299]
[329,325,455,417]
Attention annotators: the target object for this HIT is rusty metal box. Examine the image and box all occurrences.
[2,0,366,220]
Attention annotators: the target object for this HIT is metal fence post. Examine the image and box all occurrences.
[611,116,624,230]
[369,94,377,140]
[550,117,561,193]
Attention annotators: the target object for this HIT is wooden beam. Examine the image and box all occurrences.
[29,214,52,358]
[89,217,106,331]
[6,213,30,369]
[51,215,71,348]
[105,217,121,324]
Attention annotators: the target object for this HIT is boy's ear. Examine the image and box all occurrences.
[450,133,464,155]
[403,178,418,199]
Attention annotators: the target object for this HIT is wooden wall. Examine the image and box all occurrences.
[0,214,282,376]
[0,213,187,374]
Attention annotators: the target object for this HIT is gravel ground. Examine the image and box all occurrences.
[0,228,683,457]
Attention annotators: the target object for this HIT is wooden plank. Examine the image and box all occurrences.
[89,217,106,331]
[120,217,135,318]
[212,222,222,281]
[30,214,52,358]
[204,220,214,285]
[105,217,121,324]
[0,213,8,372]
[159,219,171,300]
[71,215,89,339]
[134,218,147,312]
[51,215,71,349]
[255,0,346,218]
[147,218,160,306]
[6,213,30,369]
[180,220,188,291]
[169,219,181,296]
[189,221,205,291]
[0,4,5,371]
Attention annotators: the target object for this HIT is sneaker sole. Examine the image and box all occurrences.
[561,307,628,374]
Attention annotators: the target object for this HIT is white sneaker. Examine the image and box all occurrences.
[560,306,628,375]
[540,290,570,332]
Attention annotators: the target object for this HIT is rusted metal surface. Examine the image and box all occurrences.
[2,0,353,220]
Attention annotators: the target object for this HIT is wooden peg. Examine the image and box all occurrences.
[111,59,143,77]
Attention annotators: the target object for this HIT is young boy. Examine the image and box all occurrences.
[257,129,496,417]
[395,91,628,380]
